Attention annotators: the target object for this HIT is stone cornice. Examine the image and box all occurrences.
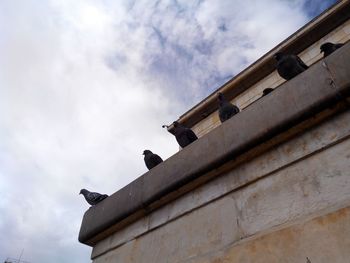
[79,43,350,246]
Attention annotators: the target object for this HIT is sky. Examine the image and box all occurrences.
[0,0,337,262]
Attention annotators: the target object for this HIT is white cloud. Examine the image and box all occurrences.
[0,0,333,262]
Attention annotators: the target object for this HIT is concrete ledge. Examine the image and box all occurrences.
[79,43,350,246]
[91,135,350,261]
[91,108,350,259]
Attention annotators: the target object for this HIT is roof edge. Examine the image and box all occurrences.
[176,1,350,128]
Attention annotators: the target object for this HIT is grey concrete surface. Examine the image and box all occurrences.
[79,43,350,246]
[93,137,350,262]
[91,108,350,259]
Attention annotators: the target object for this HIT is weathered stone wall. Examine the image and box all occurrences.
[192,19,350,138]
[197,206,350,263]
[91,107,350,263]
[79,4,350,261]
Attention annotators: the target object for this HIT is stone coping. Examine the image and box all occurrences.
[79,43,350,246]
[91,109,350,259]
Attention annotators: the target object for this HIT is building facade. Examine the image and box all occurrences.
[79,2,350,262]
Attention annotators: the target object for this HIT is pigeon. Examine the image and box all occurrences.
[143,150,163,170]
[320,42,344,58]
[274,52,308,80]
[172,121,198,148]
[79,189,108,206]
[217,92,240,123]
[262,88,274,97]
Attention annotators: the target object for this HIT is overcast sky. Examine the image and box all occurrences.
[0,0,337,262]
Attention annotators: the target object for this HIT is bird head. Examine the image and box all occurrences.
[143,150,152,155]
[273,52,284,61]
[173,121,179,128]
[320,42,333,53]
[79,189,87,195]
[217,92,224,101]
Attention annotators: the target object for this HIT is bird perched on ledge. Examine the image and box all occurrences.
[163,121,198,148]
[320,42,344,58]
[274,52,308,80]
[143,150,163,170]
[217,92,240,123]
[262,88,274,97]
[79,189,108,206]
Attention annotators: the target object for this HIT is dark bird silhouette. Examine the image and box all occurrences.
[172,121,198,148]
[274,52,308,80]
[143,150,163,170]
[217,92,240,123]
[79,189,108,206]
[320,42,344,57]
[262,88,274,97]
